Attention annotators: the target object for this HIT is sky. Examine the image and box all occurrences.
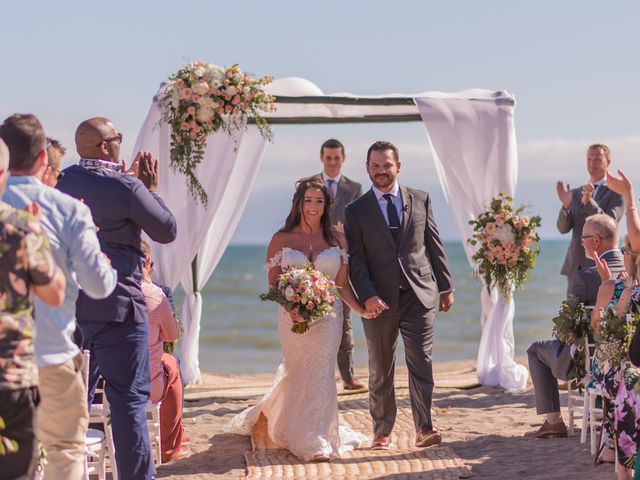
[1,1,639,243]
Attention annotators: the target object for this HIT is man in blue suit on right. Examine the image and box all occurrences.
[57,117,177,480]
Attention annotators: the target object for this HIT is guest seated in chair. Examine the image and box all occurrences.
[591,234,640,479]
[141,241,190,462]
[525,214,624,441]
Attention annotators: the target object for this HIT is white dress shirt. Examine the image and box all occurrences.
[322,172,341,198]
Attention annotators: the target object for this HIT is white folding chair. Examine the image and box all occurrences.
[82,350,108,480]
[84,350,118,480]
[146,400,162,466]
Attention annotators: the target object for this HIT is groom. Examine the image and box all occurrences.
[345,141,454,450]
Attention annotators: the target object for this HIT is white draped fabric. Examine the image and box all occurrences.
[133,78,523,389]
[415,93,528,393]
[133,91,268,383]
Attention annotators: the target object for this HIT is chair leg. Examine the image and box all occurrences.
[567,385,574,436]
[580,390,590,444]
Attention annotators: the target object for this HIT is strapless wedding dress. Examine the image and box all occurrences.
[224,246,367,460]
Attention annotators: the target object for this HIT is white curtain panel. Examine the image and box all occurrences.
[133,90,268,383]
[415,92,528,393]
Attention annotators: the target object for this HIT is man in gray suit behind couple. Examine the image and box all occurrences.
[345,141,454,450]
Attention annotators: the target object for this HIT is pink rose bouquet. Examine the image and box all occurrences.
[468,194,541,300]
[260,264,339,334]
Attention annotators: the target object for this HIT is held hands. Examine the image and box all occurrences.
[364,296,389,319]
[556,181,572,209]
[332,222,345,234]
[581,182,595,206]
[439,291,454,312]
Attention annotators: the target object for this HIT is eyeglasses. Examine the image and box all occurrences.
[580,235,595,241]
[95,132,123,147]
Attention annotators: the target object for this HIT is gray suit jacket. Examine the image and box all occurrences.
[568,249,625,307]
[345,185,453,314]
[320,173,362,226]
[557,185,624,279]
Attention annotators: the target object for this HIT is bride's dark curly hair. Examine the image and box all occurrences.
[280,175,336,247]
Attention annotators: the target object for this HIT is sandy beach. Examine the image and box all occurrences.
[152,358,612,480]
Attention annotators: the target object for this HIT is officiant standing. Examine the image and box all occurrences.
[314,139,364,390]
[556,144,624,291]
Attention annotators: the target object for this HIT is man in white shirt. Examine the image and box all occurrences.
[556,144,624,291]
[317,139,364,390]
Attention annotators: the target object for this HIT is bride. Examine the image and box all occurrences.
[225,176,372,461]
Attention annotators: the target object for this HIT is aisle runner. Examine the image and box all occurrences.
[244,393,472,479]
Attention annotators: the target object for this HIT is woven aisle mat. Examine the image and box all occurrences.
[244,396,473,479]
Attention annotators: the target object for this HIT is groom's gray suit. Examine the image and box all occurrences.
[345,185,453,435]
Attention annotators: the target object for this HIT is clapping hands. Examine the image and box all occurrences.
[556,181,572,209]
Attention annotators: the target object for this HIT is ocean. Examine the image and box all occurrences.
[172,240,569,374]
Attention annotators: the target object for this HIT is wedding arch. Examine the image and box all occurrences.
[134,77,527,392]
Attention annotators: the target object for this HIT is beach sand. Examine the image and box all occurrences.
[155,359,612,479]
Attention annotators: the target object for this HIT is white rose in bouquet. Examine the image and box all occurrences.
[284,286,296,302]
[494,224,516,245]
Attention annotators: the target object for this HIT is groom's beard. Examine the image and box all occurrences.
[372,174,394,189]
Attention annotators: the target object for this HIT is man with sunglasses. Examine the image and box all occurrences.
[56,117,176,480]
[1,114,117,479]
[526,214,624,443]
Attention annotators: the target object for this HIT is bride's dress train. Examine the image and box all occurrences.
[224,246,367,460]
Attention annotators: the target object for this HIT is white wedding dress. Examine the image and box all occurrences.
[224,246,367,460]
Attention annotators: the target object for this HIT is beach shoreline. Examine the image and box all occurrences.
[154,357,610,479]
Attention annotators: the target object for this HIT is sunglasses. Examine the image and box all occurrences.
[96,132,123,147]
[47,164,64,181]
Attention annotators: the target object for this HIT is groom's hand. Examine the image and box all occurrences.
[439,291,454,312]
[364,296,388,317]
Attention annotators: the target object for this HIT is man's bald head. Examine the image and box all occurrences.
[75,117,121,162]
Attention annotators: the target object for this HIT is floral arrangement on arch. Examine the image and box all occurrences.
[468,193,542,300]
[159,61,276,204]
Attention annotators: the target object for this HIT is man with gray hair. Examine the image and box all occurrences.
[525,213,624,440]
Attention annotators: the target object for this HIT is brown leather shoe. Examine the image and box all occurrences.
[523,420,568,438]
[343,378,365,390]
[371,433,392,450]
[415,427,442,447]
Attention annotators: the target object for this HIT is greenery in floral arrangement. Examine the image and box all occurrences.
[163,320,184,354]
[160,62,276,205]
[551,294,592,385]
[468,193,542,300]
[595,309,640,372]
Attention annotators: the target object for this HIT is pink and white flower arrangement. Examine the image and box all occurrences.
[468,194,541,300]
[159,61,276,204]
[260,264,339,334]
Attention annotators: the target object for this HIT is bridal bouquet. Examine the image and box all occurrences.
[594,309,640,372]
[260,264,339,334]
[468,193,542,300]
[159,61,276,204]
[552,294,592,384]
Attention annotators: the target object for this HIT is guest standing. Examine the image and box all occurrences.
[315,139,364,390]
[556,144,624,291]
[0,138,66,479]
[57,117,177,480]
[1,114,117,480]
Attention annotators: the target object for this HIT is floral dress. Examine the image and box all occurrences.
[593,282,640,468]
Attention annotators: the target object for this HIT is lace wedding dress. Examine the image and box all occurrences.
[224,246,367,460]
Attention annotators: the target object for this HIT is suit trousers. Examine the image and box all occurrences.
[363,288,435,435]
[84,320,154,480]
[527,339,574,414]
[337,303,355,382]
[37,355,88,480]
